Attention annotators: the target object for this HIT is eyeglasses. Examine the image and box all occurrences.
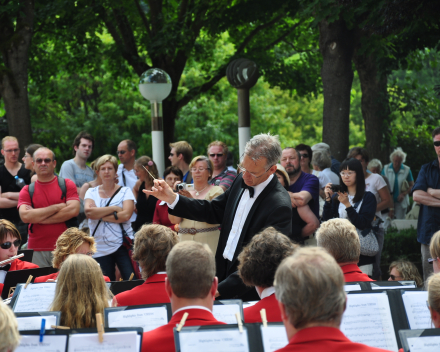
[117,150,126,155]
[434,141,440,147]
[389,274,403,280]
[340,171,356,177]
[85,252,94,256]
[3,149,20,153]
[209,153,224,158]
[190,167,209,172]
[0,239,21,250]
[428,257,438,264]
[300,153,309,159]
[35,158,53,164]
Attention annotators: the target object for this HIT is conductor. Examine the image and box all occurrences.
[145,133,292,300]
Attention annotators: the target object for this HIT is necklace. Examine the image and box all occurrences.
[194,185,209,196]
[101,185,114,198]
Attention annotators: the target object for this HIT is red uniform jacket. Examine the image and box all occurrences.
[342,264,374,282]
[0,259,39,295]
[275,326,393,352]
[244,293,281,323]
[114,273,168,307]
[141,308,226,352]
[34,271,111,283]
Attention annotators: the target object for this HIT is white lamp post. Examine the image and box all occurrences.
[139,68,172,176]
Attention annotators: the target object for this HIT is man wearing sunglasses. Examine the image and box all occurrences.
[207,141,236,191]
[146,133,292,300]
[0,136,31,245]
[17,147,80,267]
[413,127,440,282]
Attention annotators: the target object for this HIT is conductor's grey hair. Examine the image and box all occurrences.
[244,133,282,168]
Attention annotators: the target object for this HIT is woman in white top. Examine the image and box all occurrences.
[168,156,223,254]
[348,148,392,280]
[84,154,136,281]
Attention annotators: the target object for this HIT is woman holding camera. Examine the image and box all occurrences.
[323,158,377,275]
[168,155,223,253]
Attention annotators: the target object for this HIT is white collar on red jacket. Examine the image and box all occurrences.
[173,305,212,315]
[258,286,276,300]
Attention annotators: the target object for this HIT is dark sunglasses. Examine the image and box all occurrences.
[1,239,21,250]
[300,154,309,159]
[117,150,126,155]
[434,142,440,147]
[428,257,438,264]
[35,158,53,164]
[209,153,224,158]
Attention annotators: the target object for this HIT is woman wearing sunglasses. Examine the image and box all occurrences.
[0,219,38,295]
[323,158,377,276]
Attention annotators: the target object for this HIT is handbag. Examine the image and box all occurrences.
[353,199,380,257]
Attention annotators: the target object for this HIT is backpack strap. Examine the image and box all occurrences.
[57,176,67,200]
[28,182,35,207]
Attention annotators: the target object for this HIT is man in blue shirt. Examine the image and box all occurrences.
[413,127,440,281]
[168,141,193,183]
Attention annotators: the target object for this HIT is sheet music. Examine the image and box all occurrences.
[15,335,67,352]
[107,306,168,332]
[17,315,57,331]
[260,326,288,352]
[341,293,398,351]
[13,283,56,312]
[344,284,362,292]
[407,336,440,351]
[372,284,416,290]
[179,328,249,352]
[67,331,138,352]
[0,270,6,284]
[212,304,241,324]
[402,291,432,329]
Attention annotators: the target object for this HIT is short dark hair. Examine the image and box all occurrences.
[339,158,365,203]
[163,166,184,180]
[123,139,137,152]
[25,144,44,157]
[296,144,313,162]
[72,131,94,156]
[347,147,369,163]
[432,127,440,139]
[238,227,297,288]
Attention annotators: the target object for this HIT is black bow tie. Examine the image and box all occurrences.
[241,180,255,198]
[0,264,11,272]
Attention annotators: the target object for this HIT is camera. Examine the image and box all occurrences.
[176,183,194,192]
[330,184,341,192]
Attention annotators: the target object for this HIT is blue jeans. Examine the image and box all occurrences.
[95,245,134,281]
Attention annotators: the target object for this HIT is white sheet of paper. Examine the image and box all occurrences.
[0,270,6,284]
[341,293,398,352]
[179,328,249,352]
[344,284,362,292]
[15,335,67,352]
[107,306,168,332]
[402,291,432,329]
[212,304,241,324]
[260,326,288,352]
[13,283,56,313]
[67,331,138,352]
[372,284,416,290]
[407,336,440,351]
[17,315,57,331]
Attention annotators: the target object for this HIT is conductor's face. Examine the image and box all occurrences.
[240,155,276,187]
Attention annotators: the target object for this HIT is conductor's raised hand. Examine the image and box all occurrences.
[143,179,177,204]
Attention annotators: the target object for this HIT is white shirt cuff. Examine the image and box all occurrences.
[167,194,179,209]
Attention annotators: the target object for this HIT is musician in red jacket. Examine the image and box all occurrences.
[0,220,38,295]
[316,218,374,282]
[34,227,109,283]
[141,241,226,352]
[113,224,179,306]
[238,227,298,323]
[274,247,391,352]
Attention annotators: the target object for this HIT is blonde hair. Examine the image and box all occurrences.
[166,242,215,298]
[389,260,423,288]
[189,155,214,179]
[169,141,193,164]
[50,254,112,328]
[428,272,440,316]
[275,247,346,329]
[207,141,229,156]
[135,156,159,184]
[95,154,118,173]
[430,230,440,259]
[132,224,179,279]
[52,228,96,269]
[1,136,18,149]
[0,301,20,352]
[316,219,360,264]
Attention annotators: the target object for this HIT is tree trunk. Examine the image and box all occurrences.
[353,52,390,162]
[319,19,356,161]
[0,0,34,153]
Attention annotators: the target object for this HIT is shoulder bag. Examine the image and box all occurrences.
[352,198,380,257]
